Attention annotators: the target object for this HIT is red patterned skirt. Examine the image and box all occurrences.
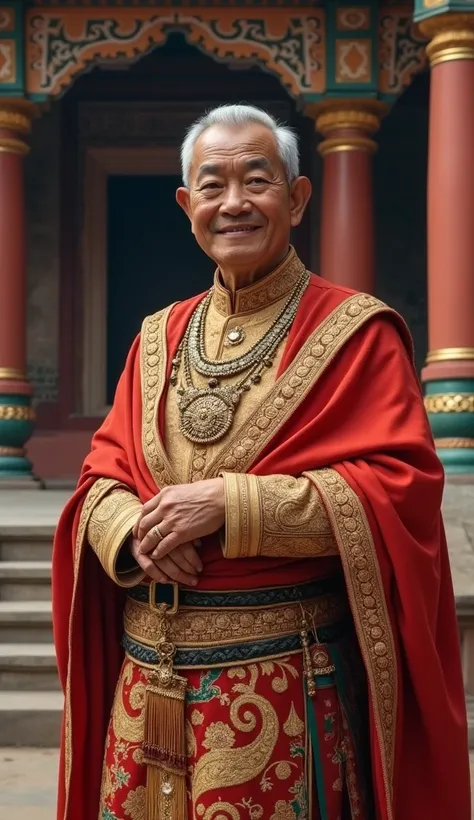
[99,581,372,820]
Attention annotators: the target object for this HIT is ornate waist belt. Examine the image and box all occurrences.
[123,576,347,670]
[123,577,347,818]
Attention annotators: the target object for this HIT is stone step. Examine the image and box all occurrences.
[0,601,53,643]
[0,527,54,562]
[0,561,52,601]
[0,690,63,747]
[0,644,59,691]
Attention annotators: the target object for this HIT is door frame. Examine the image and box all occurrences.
[82,145,181,416]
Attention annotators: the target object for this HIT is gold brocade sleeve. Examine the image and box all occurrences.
[84,485,145,587]
[221,472,338,559]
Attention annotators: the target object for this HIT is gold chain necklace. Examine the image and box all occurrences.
[171,271,310,444]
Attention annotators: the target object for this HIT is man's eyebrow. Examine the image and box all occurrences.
[196,163,221,184]
[244,157,271,172]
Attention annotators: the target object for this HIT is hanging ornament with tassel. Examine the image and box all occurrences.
[142,602,188,820]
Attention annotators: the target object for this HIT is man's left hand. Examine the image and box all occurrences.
[135,478,225,561]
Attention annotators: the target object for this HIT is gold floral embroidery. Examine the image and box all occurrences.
[212,247,304,317]
[86,487,143,586]
[122,784,146,820]
[112,662,146,744]
[270,800,297,820]
[140,306,180,490]
[206,294,392,479]
[202,721,236,750]
[222,473,338,559]
[283,703,305,738]
[192,664,279,804]
[191,709,205,726]
[306,467,397,818]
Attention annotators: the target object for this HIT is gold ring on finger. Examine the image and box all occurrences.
[152,524,164,541]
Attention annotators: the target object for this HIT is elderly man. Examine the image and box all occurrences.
[53,104,470,820]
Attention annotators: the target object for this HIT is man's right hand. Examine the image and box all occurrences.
[129,537,202,587]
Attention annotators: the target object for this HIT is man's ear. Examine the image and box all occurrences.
[176,187,192,221]
[289,176,312,228]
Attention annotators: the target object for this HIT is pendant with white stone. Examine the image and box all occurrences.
[225,325,246,347]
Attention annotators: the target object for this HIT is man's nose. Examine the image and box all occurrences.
[220,183,252,216]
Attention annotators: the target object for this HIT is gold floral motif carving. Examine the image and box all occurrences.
[222,472,338,559]
[207,294,393,480]
[424,393,474,413]
[283,702,305,737]
[124,594,345,658]
[305,468,396,819]
[0,405,35,421]
[141,306,181,490]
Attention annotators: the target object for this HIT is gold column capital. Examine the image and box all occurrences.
[418,13,474,65]
[306,99,389,156]
[0,99,38,156]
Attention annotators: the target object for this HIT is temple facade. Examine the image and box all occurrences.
[0,0,473,483]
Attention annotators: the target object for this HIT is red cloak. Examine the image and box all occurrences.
[53,273,470,819]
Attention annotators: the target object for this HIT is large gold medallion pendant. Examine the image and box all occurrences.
[177,386,240,444]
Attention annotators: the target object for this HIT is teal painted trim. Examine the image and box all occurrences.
[414,3,474,23]
[0,393,30,406]
[0,0,26,95]
[0,453,33,478]
[425,379,474,395]
[306,691,328,820]
[437,448,474,474]
[326,0,378,96]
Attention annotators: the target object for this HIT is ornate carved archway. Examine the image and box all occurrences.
[23,4,428,104]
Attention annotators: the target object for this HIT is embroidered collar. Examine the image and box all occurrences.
[211,246,306,317]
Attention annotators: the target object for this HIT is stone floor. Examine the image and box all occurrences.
[0,748,473,818]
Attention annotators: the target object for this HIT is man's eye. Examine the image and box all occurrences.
[248,177,268,185]
[200,182,221,190]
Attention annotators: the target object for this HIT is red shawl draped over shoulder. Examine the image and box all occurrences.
[52,274,470,820]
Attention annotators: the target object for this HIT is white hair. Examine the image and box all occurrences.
[180,103,299,188]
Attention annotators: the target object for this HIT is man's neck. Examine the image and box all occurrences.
[219,249,289,295]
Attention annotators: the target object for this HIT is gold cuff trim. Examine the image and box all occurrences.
[305,468,397,814]
[424,393,474,413]
[86,487,144,587]
[426,347,474,363]
[221,472,261,559]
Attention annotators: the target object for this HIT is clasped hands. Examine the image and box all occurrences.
[130,478,225,587]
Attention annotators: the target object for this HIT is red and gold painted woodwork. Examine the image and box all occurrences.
[307,99,387,294]
[419,13,474,472]
[0,98,38,482]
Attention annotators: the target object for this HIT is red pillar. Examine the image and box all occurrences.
[418,15,474,472]
[308,100,388,294]
[0,99,38,483]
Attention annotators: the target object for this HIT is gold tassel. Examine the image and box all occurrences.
[143,606,188,820]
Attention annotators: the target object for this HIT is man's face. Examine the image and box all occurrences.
[176,123,311,279]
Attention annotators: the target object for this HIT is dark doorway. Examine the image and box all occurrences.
[106,173,213,404]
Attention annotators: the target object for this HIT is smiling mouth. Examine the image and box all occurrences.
[217,226,260,235]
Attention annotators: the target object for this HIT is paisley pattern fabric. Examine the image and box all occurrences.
[99,636,371,820]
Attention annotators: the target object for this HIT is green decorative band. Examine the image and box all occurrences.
[123,621,346,670]
[424,393,474,413]
[435,438,474,448]
[0,405,35,421]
